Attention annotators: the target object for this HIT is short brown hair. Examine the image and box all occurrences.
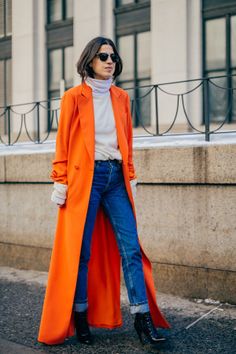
[76,36,123,81]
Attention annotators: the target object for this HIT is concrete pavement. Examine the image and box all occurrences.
[0,266,235,354]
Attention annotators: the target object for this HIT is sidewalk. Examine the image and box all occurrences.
[0,266,235,354]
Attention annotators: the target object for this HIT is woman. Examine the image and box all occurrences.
[38,36,170,346]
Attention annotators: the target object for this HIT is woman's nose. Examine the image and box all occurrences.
[106,55,113,63]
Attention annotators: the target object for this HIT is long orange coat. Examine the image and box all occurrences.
[38,82,170,345]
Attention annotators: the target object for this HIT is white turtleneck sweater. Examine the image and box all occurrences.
[85,77,122,161]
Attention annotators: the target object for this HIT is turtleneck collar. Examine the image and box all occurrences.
[85,76,113,96]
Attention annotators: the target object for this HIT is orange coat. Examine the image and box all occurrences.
[38,82,170,345]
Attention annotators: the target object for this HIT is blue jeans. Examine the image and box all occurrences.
[73,160,149,314]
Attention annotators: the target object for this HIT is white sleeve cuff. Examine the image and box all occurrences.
[51,182,68,205]
[130,179,137,187]
[130,179,137,199]
[53,182,67,194]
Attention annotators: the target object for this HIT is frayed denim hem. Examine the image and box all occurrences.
[73,301,88,312]
[130,302,149,314]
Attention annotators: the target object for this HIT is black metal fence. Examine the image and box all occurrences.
[0,74,235,145]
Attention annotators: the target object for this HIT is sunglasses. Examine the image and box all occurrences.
[95,52,119,63]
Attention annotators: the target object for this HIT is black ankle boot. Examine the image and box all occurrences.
[134,312,166,344]
[74,310,93,344]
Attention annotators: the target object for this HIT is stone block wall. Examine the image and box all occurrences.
[0,142,235,303]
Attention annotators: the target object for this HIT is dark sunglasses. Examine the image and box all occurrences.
[95,52,119,63]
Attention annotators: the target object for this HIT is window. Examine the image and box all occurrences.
[117,0,148,5]
[117,32,151,127]
[0,0,12,38]
[115,0,151,127]
[118,0,135,5]
[0,58,11,105]
[0,58,12,133]
[48,46,73,100]
[47,0,73,24]
[0,0,12,134]
[46,0,73,97]
[46,0,73,130]
[203,0,236,122]
[47,46,73,130]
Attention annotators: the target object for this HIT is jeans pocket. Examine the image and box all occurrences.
[94,161,102,170]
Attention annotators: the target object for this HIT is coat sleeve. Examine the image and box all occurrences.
[125,93,137,181]
[50,91,75,184]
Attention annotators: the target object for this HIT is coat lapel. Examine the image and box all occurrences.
[110,86,129,164]
[78,83,95,163]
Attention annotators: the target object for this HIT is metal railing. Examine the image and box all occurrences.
[0,74,235,145]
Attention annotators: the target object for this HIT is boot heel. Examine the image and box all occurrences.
[134,321,144,344]
[134,312,166,344]
[74,311,93,345]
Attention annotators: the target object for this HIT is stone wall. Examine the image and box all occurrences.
[134,143,236,303]
[0,141,235,303]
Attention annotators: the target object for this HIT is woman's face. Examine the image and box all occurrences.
[90,44,116,80]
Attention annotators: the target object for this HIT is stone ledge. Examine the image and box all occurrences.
[153,263,236,304]
[5,152,54,182]
[0,242,51,272]
[0,156,5,181]
[2,142,236,184]
[134,144,236,184]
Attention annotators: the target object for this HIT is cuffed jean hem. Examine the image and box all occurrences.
[73,301,88,312]
[130,302,149,314]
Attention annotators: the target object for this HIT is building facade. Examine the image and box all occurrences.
[0,0,235,135]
